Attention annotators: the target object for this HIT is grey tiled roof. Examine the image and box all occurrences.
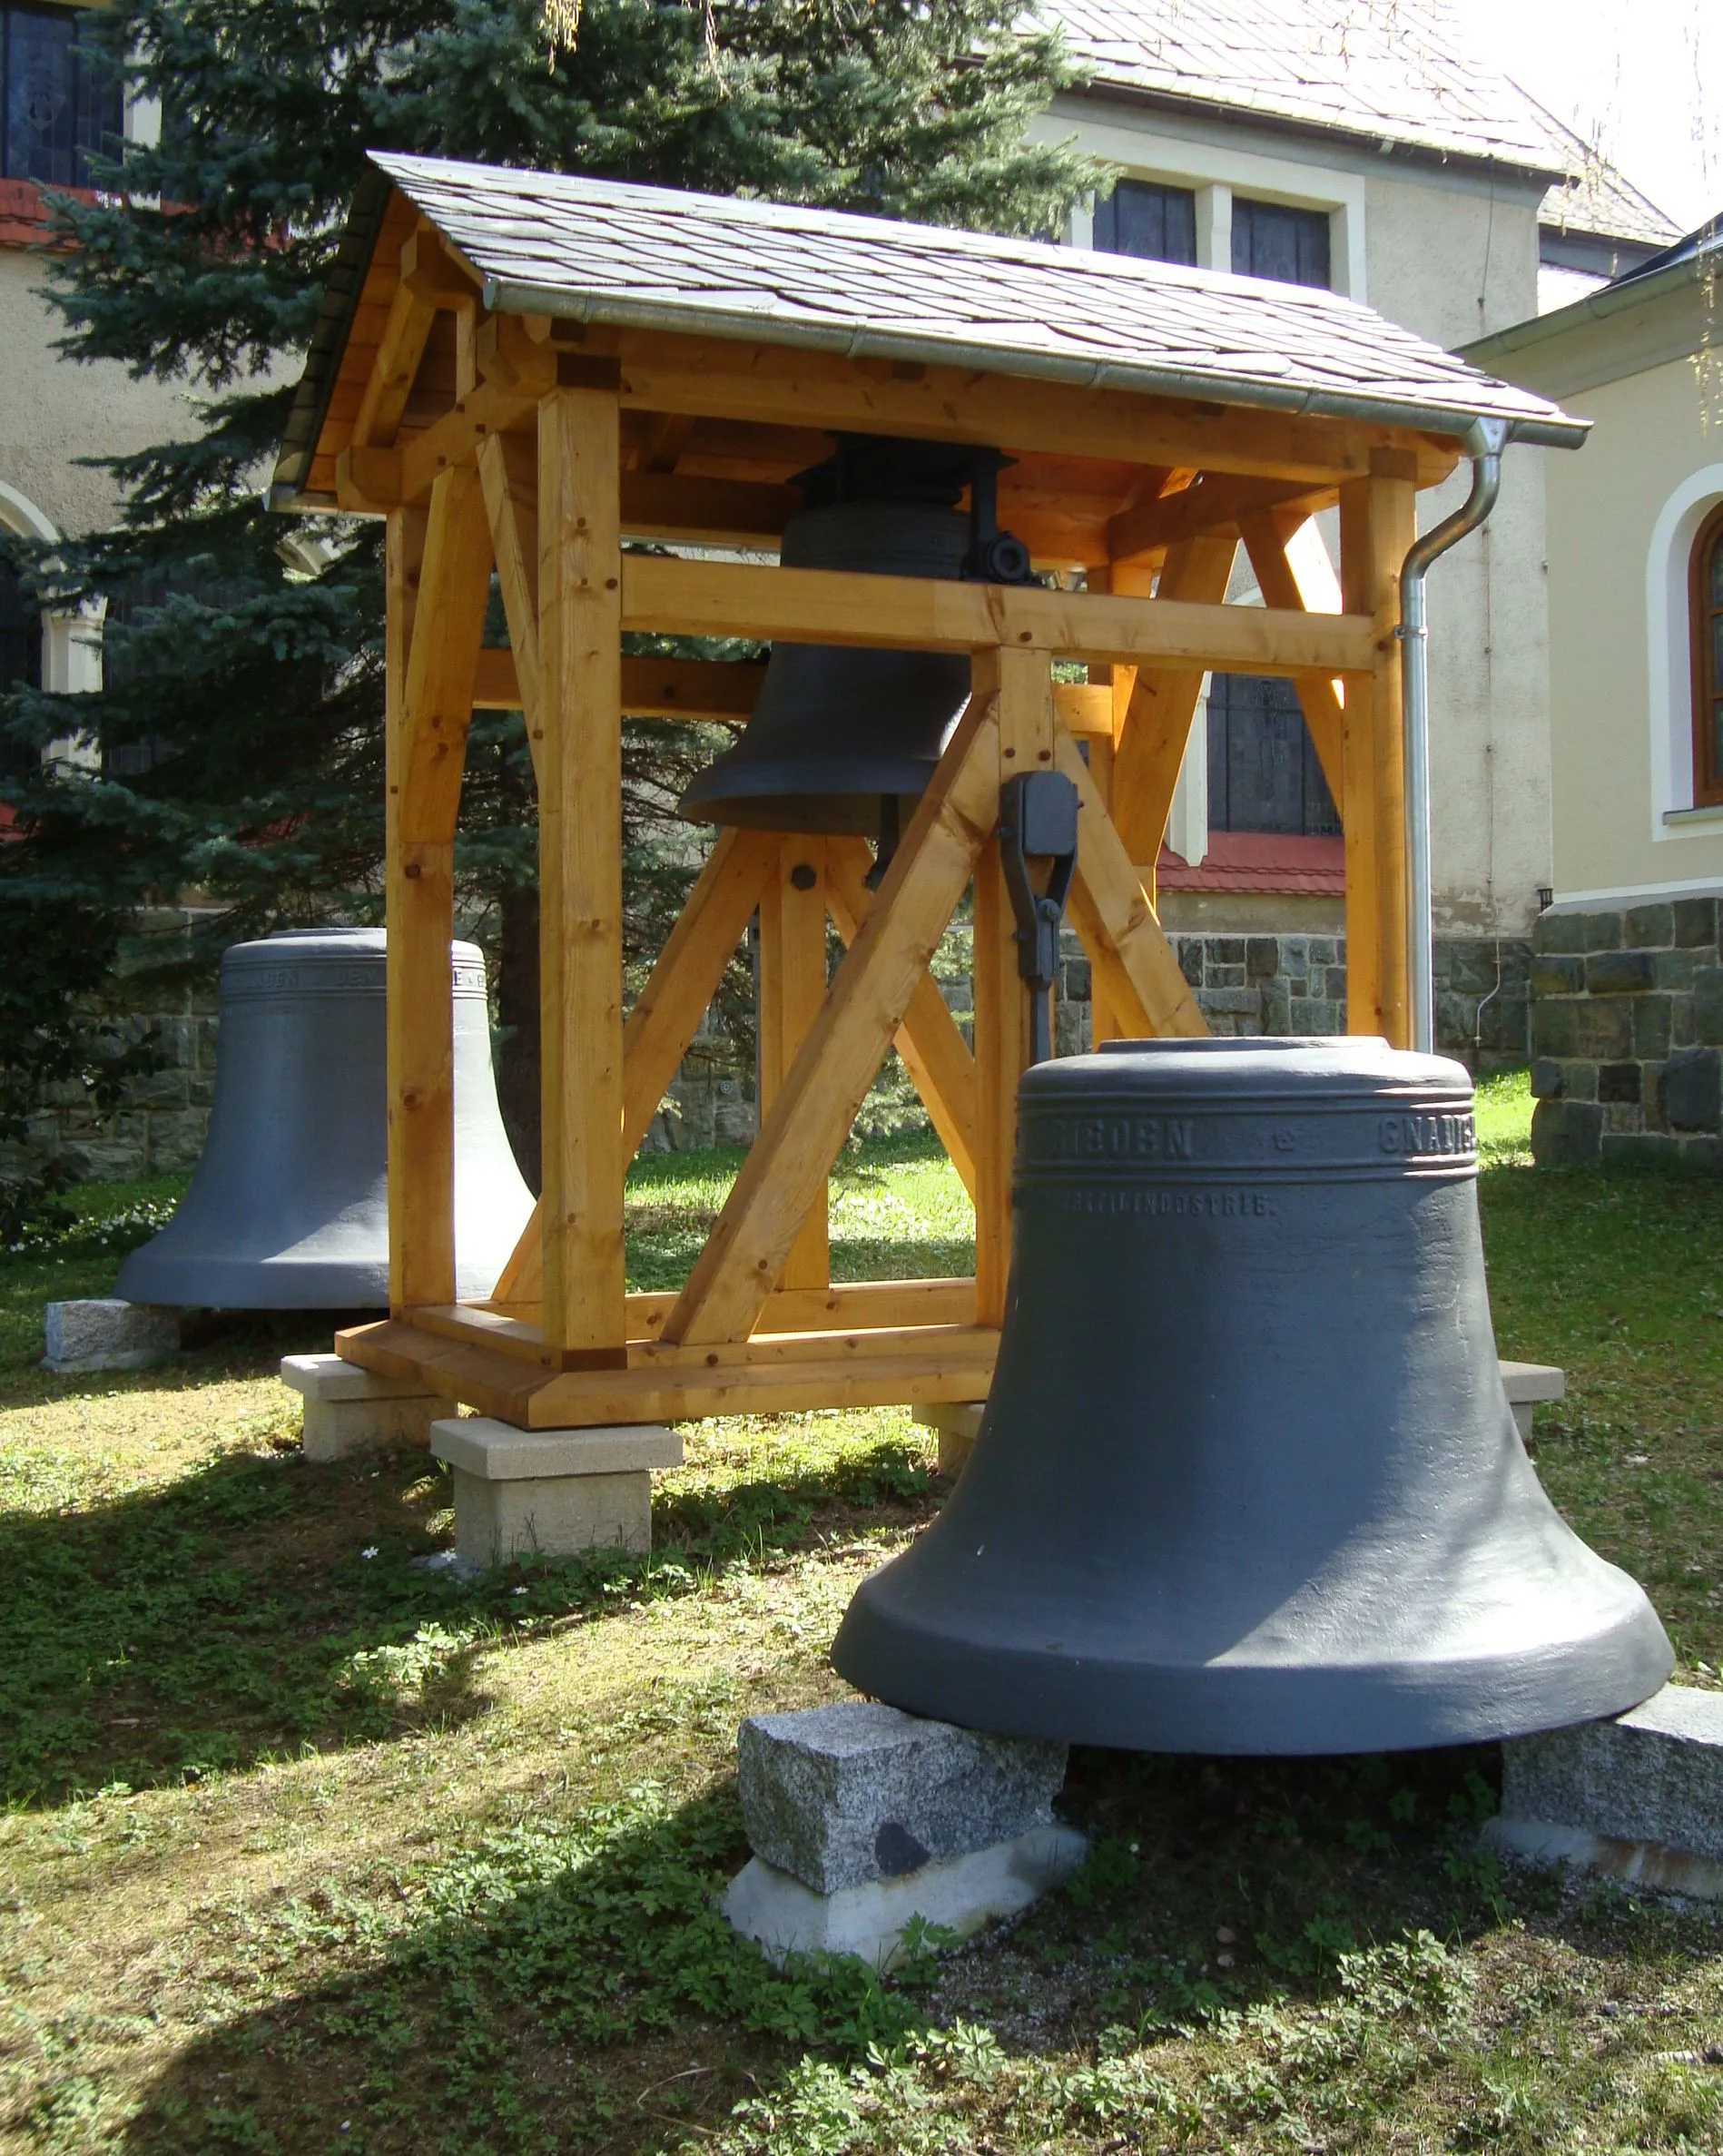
[371,151,1583,447]
[1043,0,1679,246]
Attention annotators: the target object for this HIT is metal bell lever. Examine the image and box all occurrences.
[998,770,1079,1066]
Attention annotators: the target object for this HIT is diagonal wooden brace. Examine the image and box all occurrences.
[825,836,979,1200]
[490,824,778,1306]
[1055,724,1209,1039]
[662,692,1002,1348]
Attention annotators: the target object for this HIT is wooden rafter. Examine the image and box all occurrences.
[1109,473,1331,561]
[1239,511,1345,802]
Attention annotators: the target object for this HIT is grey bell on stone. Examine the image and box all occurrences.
[114,929,532,1309]
[833,1037,1672,1755]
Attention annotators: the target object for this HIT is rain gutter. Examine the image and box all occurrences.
[1398,416,1511,1055]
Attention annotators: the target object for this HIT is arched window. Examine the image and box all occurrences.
[1693,502,1723,807]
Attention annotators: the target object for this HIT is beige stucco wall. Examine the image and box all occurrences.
[0,245,194,545]
[1030,95,1557,936]
[1528,353,1723,903]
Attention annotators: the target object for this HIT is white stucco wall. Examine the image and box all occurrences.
[0,247,194,545]
[1531,355,1723,903]
[1029,95,1557,936]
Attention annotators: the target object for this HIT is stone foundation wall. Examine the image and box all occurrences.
[1529,898,1723,1167]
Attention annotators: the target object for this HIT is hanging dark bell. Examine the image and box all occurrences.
[679,437,982,837]
[833,1038,1673,1755]
[114,930,534,1309]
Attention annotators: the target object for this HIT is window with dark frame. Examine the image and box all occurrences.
[2,2,122,189]
[1092,179,1198,267]
[1693,502,1723,808]
[1206,673,1341,839]
[1231,195,1332,289]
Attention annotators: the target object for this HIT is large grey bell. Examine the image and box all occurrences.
[115,930,533,1309]
[833,1037,1672,1754]
[680,434,980,838]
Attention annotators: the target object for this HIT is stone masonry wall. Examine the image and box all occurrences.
[1529,898,1723,1168]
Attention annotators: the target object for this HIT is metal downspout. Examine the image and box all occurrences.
[1398,417,1511,1054]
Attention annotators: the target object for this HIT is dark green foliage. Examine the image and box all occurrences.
[0,0,1098,1172]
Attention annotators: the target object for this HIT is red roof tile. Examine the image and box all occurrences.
[1157,831,1344,895]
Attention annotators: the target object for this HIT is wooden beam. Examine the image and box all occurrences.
[971,646,1056,1326]
[825,836,980,1201]
[537,384,627,1363]
[1055,725,1210,1039]
[759,837,832,1292]
[478,434,539,752]
[1109,474,1331,560]
[1239,512,1344,802]
[586,326,1461,487]
[1341,450,1419,1047]
[471,648,767,721]
[490,824,778,1308]
[350,284,437,453]
[384,503,459,1312]
[620,553,1373,676]
[481,1276,981,1341]
[400,379,545,502]
[1108,537,1239,872]
[661,690,1001,1348]
[399,465,494,841]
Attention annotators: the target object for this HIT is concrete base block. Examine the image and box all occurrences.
[724,1824,1088,1971]
[44,1299,179,1374]
[1486,1683,1723,1898]
[1501,1359,1565,1442]
[912,1400,985,1478]
[431,1416,683,1569]
[280,1353,443,1462]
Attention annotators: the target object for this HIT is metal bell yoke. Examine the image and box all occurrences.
[833,1037,1672,1755]
[115,929,534,1309]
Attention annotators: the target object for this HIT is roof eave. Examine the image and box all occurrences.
[1462,249,1714,373]
[1059,77,1567,192]
[483,273,1590,453]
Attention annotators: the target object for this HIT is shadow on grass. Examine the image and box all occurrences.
[0,1432,940,1808]
[104,1745,1556,2156]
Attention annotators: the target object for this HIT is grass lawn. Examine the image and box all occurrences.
[2,1071,1721,2152]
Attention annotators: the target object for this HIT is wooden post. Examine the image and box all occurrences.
[758,835,831,1292]
[1084,560,1152,1046]
[537,380,627,1363]
[384,505,444,1312]
[970,645,1055,1327]
[1340,450,1418,1045]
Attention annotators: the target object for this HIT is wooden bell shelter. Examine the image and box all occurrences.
[271,152,1580,1432]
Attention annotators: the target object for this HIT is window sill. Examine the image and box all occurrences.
[1662,804,1723,829]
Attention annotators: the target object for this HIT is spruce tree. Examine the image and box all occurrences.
[1,0,1098,1182]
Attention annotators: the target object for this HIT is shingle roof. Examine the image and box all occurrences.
[1041,0,1679,247]
[368,150,1583,448]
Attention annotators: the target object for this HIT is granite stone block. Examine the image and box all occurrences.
[1694,969,1723,1044]
[1493,1685,1723,1885]
[44,1299,179,1373]
[1529,954,1584,997]
[1528,1058,1565,1099]
[1586,950,1654,996]
[1245,937,1280,981]
[1673,897,1718,949]
[1633,997,1674,1060]
[736,1702,1068,1895]
[1660,1047,1722,1132]
[1601,1132,1679,1165]
[1573,998,1635,1060]
[1597,1062,1641,1105]
[1536,911,1622,955]
[1531,1098,1602,1167]
[1623,903,1675,950]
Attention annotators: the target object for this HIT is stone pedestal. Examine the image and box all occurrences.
[44,1300,180,1374]
[1486,1684,1723,1898]
[280,1353,444,1462]
[724,1700,1084,1969]
[430,1416,682,1569]
[912,1401,984,1477]
[1501,1360,1565,1442]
